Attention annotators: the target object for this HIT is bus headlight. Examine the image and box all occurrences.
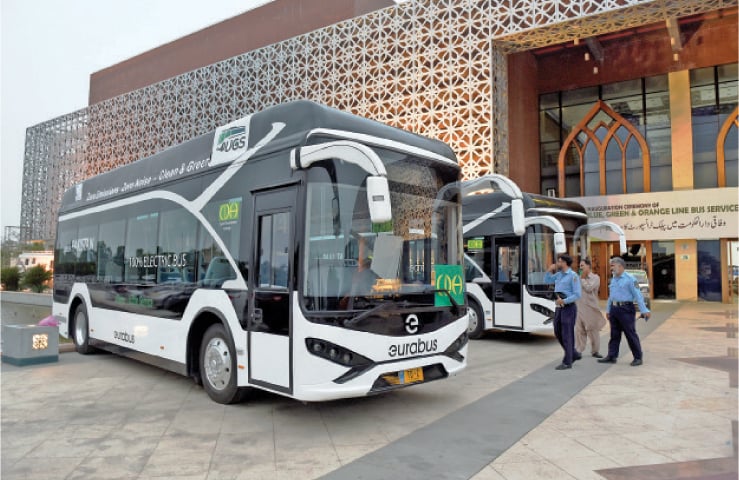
[306,338,372,368]
[443,331,468,362]
[530,303,554,319]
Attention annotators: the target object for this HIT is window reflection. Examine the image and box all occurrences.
[540,74,672,196]
[690,64,738,189]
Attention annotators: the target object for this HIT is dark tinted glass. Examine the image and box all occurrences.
[690,67,715,87]
[561,86,598,106]
[602,79,641,100]
[158,207,198,284]
[97,218,125,282]
[125,211,159,284]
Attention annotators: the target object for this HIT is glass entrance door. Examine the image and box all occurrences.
[697,240,722,302]
[652,241,675,300]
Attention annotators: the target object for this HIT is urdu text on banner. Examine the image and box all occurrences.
[573,187,739,241]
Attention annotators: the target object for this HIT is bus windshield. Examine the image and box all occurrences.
[303,151,461,312]
[526,225,564,297]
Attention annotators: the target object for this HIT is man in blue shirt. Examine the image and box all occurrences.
[544,253,582,370]
[598,256,651,366]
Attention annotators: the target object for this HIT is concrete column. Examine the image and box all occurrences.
[675,239,698,301]
[669,71,698,301]
[668,70,694,190]
[507,51,540,194]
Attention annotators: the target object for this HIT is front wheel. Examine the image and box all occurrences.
[466,298,485,339]
[72,303,95,354]
[199,324,248,404]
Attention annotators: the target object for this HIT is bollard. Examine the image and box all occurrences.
[1,324,59,366]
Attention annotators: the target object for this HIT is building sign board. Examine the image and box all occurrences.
[573,188,739,241]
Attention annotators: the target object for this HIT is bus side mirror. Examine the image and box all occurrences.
[554,232,566,254]
[367,176,392,224]
[511,198,525,236]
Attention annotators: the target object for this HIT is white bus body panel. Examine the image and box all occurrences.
[464,282,555,334]
[250,332,290,388]
[55,284,250,385]
[466,282,493,330]
[290,296,468,402]
[494,302,521,329]
[57,287,467,401]
[521,290,555,334]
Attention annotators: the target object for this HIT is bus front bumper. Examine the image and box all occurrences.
[291,349,467,402]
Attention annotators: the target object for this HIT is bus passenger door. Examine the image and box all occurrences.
[492,237,523,329]
[248,188,296,393]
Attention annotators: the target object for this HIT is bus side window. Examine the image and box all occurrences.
[54,220,78,300]
[258,212,289,289]
[75,223,98,280]
[198,234,236,288]
[157,208,197,284]
[124,211,159,284]
[198,196,244,288]
[97,218,125,283]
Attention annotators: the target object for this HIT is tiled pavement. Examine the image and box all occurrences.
[1,301,736,479]
[472,302,738,480]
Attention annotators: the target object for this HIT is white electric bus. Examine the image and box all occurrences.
[461,176,625,337]
[53,101,468,404]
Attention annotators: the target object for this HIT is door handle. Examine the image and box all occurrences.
[252,308,263,324]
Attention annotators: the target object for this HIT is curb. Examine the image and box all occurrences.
[1,343,77,359]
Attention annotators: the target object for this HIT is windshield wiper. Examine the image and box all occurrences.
[343,298,410,327]
[422,288,461,315]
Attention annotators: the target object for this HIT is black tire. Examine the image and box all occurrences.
[199,324,248,404]
[72,302,95,354]
[466,297,485,339]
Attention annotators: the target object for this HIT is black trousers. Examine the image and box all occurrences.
[607,304,643,360]
[554,303,578,365]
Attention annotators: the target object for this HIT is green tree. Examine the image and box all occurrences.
[1,240,47,268]
[1,266,21,291]
[26,241,47,251]
[21,265,52,293]
[1,242,21,268]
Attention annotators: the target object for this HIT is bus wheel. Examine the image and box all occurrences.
[466,298,485,339]
[72,303,94,354]
[199,324,246,404]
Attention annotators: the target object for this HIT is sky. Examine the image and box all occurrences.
[1,0,275,239]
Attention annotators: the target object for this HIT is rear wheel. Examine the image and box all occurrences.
[466,298,485,339]
[199,324,248,404]
[72,303,94,354]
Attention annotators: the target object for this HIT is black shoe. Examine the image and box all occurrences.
[573,353,582,362]
[598,357,617,363]
[555,363,572,370]
[630,358,643,366]
[592,352,604,358]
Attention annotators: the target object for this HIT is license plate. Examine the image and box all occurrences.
[400,367,424,384]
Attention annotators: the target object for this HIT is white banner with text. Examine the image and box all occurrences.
[572,188,739,241]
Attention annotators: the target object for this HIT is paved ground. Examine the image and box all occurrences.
[1,301,736,479]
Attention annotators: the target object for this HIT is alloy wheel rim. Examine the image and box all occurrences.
[467,308,479,334]
[74,311,87,346]
[204,337,231,391]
